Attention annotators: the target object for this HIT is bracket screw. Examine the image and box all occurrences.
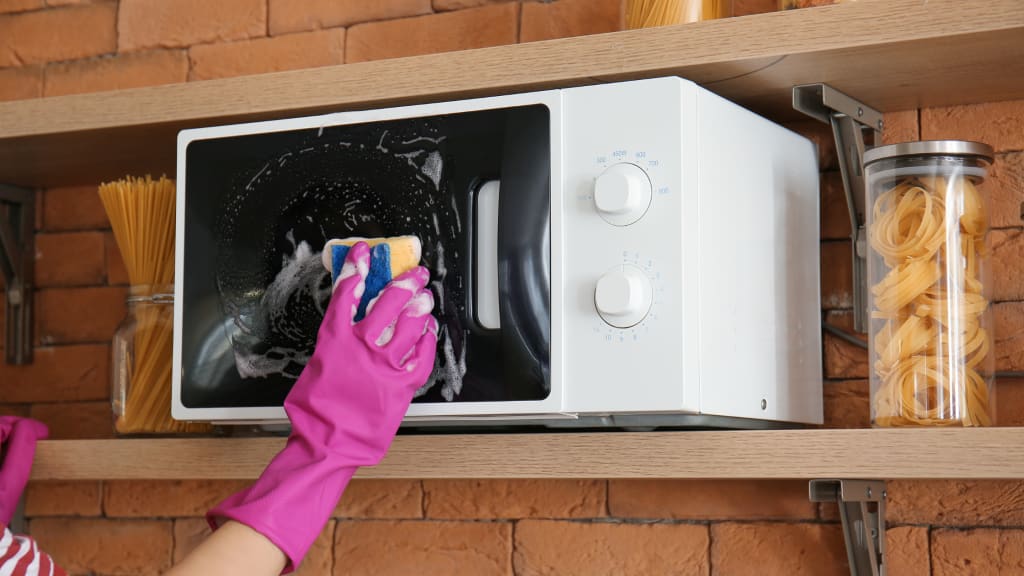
[867,487,873,498]
[857,107,864,117]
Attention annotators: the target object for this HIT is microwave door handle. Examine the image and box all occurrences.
[474,179,502,330]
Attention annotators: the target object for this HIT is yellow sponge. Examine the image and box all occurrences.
[321,235,422,279]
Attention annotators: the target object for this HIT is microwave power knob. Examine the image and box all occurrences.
[595,265,653,328]
[594,163,652,226]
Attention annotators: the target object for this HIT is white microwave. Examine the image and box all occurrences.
[173,77,823,428]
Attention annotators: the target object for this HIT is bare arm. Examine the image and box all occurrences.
[165,521,286,576]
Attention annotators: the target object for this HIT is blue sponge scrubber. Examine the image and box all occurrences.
[321,236,422,320]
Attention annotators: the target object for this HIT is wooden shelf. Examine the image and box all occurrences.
[2,0,1023,187]
[29,428,1024,480]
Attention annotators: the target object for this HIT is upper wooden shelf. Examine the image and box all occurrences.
[1,0,1023,187]
[30,428,1024,480]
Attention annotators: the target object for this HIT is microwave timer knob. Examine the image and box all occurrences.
[595,265,653,328]
[594,163,652,226]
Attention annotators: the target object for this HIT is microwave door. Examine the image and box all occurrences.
[179,104,553,416]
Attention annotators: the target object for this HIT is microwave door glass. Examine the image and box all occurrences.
[180,105,552,410]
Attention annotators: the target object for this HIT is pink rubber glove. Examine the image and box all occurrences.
[0,417,49,526]
[208,241,438,573]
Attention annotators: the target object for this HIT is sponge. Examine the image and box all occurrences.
[321,236,423,320]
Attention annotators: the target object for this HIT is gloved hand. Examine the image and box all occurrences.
[0,417,49,526]
[208,241,438,573]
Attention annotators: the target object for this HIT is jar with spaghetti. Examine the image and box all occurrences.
[112,285,209,434]
[864,141,995,427]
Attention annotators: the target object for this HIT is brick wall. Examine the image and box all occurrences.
[2,0,1023,574]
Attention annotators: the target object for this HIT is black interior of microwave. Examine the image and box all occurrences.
[181,104,551,409]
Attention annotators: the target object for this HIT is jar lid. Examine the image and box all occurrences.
[863,140,994,166]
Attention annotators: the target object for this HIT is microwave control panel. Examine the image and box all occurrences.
[559,77,822,425]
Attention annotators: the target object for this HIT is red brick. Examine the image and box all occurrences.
[888,526,930,576]
[996,378,1024,426]
[823,310,869,379]
[711,523,847,575]
[43,186,109,231]
[0,404,30,416]
[0,3,115,67]
[30,400,115,439]
[171,518,209,564]
[35,286,126,344]
[32,518,172,575]
[515,520,708,576]
[346,3,518,64]
[889,480,1024,526]
[335,479,423,519]
[0,0,40,13]
[0,344,109,402]
[433,0,513,10]
[732,0,778,16]
[188,29,345,82]
[104,480,250,517]
[118,0,266,52]
[993,302,1024,372]
[0,64,42,101]
[34,231,105,287]
[24,481,102,517]
[882,109,918,144]
[990,228,1024,302]
[820,171,850,240]
[520,0,623,43]
[922,99,1024,154]
[988,151,1024,229]
[173,517,334,575]
[932,528,1024,575]
[105,231,129,285]
[609,480,813,520]
[44,49,188,97]
[820,241,852,309]
[269,0,431,35]
[423,479,604,519]
[823,379,869,428]
[783,120,838,171]
[334,520,512,575]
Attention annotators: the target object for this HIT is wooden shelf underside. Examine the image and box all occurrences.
[1,0,1023,186]
[31,428,1024,481]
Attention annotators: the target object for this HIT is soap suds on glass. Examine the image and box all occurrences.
[215,120,466,399]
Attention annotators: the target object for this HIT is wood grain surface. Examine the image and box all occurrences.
[1,0,1022,186]
[30,428,1024,480]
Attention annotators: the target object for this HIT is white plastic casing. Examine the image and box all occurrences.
[174,77,823,425]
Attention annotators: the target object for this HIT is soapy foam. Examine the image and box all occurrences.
[217,122,467,399]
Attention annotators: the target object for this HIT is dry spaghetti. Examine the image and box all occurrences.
[625,0,729,28]
[101,176,210,435]
[869,175,992,427]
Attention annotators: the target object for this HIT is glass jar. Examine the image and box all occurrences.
[112,285,210,434]
[780,0,841,9]
[863,141,996,427]
[626,0,732,28]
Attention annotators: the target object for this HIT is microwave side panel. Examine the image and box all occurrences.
[694,89,824,424]
[560,77,695,415]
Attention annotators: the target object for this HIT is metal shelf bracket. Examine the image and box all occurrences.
[0,184,34,365]
[810,479,887,576]
[793,84,882,333]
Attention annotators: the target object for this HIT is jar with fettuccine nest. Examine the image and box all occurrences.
[864,141,996,427]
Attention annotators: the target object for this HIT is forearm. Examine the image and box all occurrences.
[166,521,286,576]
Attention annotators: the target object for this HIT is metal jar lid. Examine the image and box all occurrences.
[863,140,994,166]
